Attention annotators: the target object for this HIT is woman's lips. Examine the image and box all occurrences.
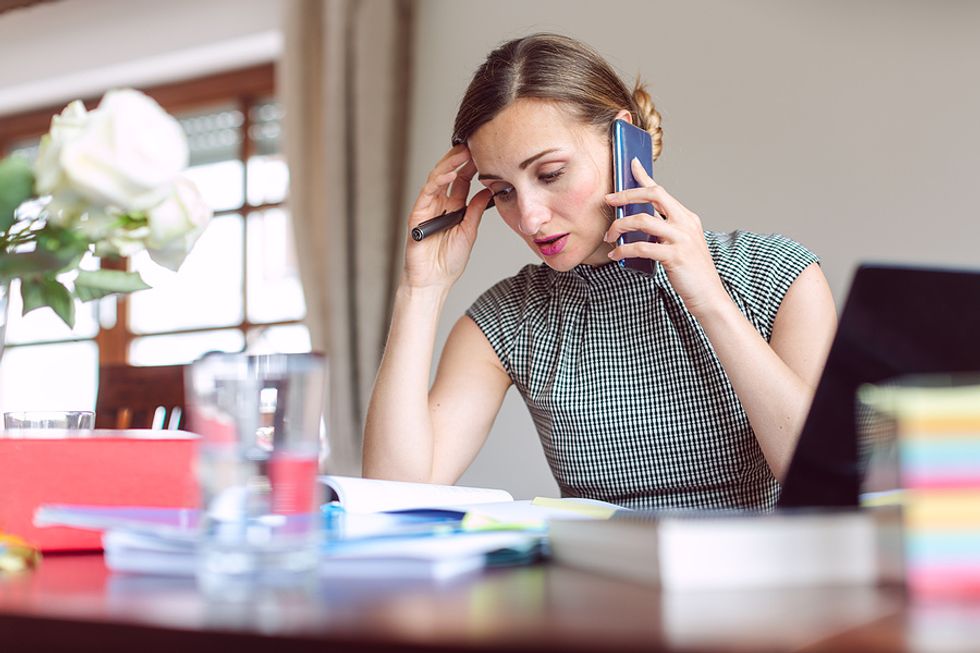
[534,234,568,257]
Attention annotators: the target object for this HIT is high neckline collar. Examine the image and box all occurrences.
[566,260,663,284]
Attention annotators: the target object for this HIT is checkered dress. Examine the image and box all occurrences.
[466,230,819,510]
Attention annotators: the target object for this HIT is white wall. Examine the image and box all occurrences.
[408,0,980,498]
[0,0,281,114]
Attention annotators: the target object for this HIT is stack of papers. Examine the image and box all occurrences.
[35,504,541,581]
[35,476,621,582]
[101,526,537,581]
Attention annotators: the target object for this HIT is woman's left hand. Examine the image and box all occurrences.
[604,158,728,317]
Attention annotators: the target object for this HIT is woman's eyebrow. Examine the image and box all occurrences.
[477,148,561,181]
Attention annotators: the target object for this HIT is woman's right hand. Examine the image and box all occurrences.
[402,145,493,289]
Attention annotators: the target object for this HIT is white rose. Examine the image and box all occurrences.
[43,189,88,227]
[145,176,212,270]
[92,214,149,259]
[59,89,188,212]
[34,100,89,196]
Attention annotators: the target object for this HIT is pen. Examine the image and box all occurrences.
[411,198,496,242]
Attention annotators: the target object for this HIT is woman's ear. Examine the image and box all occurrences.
[614,109,633,124]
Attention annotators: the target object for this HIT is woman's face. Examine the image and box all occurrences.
[467,98,615,271]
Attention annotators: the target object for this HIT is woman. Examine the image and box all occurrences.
[363,33,837,510]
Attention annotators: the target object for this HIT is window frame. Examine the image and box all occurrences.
[0,63,300,365]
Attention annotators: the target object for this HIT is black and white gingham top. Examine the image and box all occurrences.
[466,230,819,510]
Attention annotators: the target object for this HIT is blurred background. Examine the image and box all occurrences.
[0,0,977,497]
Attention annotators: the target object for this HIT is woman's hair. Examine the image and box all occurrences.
[452,33,663,160]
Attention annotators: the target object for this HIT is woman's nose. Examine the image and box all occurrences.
[517,192,549,235]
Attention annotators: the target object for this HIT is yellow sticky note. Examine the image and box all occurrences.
[531,497,618,519]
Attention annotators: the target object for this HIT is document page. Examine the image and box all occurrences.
[320,475,514,513]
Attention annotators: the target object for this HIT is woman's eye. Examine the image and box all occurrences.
[540,168,565,184]
[491,186,514,202]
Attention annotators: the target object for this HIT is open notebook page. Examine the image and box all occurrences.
[321,476,513,513]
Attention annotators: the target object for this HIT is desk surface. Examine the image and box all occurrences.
[1,554,977,652]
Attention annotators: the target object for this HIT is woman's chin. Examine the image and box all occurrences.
[543,260,575,272]
[535,249,577,272]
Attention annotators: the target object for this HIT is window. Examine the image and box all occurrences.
[0,64,309,412]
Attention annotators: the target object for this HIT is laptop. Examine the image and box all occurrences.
[778,263,980,508]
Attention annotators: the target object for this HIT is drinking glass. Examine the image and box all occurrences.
[185,352,326,597]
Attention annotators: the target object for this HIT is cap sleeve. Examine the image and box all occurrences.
[465,264,543,377]
[708,230,820,341]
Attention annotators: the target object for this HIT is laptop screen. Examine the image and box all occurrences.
[778,263,980,508]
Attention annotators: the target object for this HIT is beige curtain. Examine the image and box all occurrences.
[280,0,415,475]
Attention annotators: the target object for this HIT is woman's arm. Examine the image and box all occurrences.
[363,145,508,483]
[685,263,836,480]
[605,159,837,481]
[363,301,511,484]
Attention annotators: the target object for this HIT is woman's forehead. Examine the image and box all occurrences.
[468,99,597,172]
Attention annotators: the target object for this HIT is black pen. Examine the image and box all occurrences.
[411,198,496,242]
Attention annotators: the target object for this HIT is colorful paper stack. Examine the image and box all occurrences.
[859,379,980,599]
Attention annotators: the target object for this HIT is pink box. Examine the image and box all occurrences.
[0,430,198,551]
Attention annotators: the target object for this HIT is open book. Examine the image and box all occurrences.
[320,475,620,528]
[322,475,514,513]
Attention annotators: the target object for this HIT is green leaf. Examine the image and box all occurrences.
[0,250,65,283]
[20,276,76,328]
[74,269,151,302]
[36,227,89,273]
[0,155,35,233]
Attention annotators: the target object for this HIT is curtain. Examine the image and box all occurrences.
[280,0,415,476]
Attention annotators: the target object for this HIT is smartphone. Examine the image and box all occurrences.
[610,118,656,275]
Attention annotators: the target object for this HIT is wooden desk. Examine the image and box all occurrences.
[0,553,976,652]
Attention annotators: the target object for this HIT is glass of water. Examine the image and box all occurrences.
[185,352,326,597]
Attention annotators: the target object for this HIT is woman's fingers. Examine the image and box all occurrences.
[415,170,457,218]
[630,157,655,185]
[457,188,494,239]
[606,185,676,221]
[437,144,470,171]
[605,160,699,227]
[604,211,673,243]
[448,159,477,205]
[607,239,666,262]
[416,146,476,218]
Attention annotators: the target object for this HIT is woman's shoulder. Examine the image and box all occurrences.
[474,263,553,303]
[705,229,819,283]
[706,229,815,262]
[467,263,554,322]
[704,229,820,334]
[466,264,554,374]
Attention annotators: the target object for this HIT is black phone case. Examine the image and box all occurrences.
[611,119,656,275]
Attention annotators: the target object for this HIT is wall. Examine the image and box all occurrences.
[0,0,281,114]
[407,0,980,498]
